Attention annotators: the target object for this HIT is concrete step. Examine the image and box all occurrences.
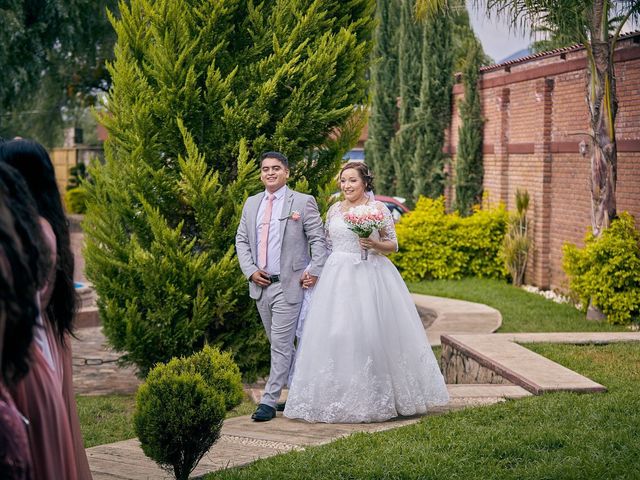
[493,332,640,344]
[246,383,532,407]
[447,383,532,399]
[442,334,608,395]
[75,307,100,329]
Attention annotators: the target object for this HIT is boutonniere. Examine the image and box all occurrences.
[280,210,301,221]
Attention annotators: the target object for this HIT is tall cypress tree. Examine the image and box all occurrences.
[84,0,375,377]
[390,0,424,202]
[455,40,484,216]
[365,0,399,194]
[411,10,454,201]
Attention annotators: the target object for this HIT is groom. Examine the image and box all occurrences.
[236,151,327,421]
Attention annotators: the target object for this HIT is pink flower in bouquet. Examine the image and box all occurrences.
[342,205,385,261]
[343,205,385,238]
[343,205,384,260]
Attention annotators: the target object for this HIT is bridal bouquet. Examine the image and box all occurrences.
[343,205,385,260]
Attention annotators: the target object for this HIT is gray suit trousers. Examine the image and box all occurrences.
[255,281,301,408]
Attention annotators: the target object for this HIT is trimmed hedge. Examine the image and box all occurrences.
[392,196,507,281]
[563,212,640,325]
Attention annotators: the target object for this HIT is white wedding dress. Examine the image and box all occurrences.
[284,200,449,423]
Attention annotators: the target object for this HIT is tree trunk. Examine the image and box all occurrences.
[587,2,617,237]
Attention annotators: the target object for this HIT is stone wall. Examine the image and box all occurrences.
[441,342,510,385]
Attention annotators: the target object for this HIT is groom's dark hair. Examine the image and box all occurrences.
[260,151,289,169]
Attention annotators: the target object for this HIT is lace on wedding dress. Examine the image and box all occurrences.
[286,346,448,423]
[325,200,398,254]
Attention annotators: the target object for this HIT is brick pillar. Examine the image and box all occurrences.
[495,88,510,205]
[532,78,554,288]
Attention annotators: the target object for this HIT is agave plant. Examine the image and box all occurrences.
[503,189,531,286]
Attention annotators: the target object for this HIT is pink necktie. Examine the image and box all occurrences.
[258,194,274,269]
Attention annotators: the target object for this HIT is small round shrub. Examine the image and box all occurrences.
[64,186,88,214]
[162,345,244,411]
[134,346,243,480]
[563,212,640,325]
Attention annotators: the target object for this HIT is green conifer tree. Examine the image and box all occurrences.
[84,0,374,377]
[365,0,399,194]
[390,0,424,202]
[455,40,484,216]
[411,10,454,201]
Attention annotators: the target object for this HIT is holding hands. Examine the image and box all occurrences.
[300,271,317,289]
[249,269,317,289]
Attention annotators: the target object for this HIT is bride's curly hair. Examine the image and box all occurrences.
[340,162,375,192]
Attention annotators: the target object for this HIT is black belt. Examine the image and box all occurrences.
[268,274,280,283]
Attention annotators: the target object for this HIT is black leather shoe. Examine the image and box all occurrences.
[251,403,276,422]
[276,401,286,412]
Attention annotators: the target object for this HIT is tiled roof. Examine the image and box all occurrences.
[480,30,640,73]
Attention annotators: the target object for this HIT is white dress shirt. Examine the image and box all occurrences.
[256,185,287,275]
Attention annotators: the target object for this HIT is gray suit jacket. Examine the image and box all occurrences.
[235,187,328,304]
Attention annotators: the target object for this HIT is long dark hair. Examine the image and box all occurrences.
[0,139,76,341]
[0,163,51,289]
[0,192,38,385]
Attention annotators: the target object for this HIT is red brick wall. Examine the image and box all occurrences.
[447,33,640,289]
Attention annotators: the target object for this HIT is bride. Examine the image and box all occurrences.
[284,162,449,423]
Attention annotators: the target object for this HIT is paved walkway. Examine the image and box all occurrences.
[71,294,501,395]
[413,294,502,346]
[73,292,640,479]
[72,327,140,396]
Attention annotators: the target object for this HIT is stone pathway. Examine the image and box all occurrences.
[72,327,140,396]
[413,294,502,346]
[88,415,424,479]
[72,293,504,478]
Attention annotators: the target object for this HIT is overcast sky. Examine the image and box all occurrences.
[466,2,532,63]
[466,2,640,64]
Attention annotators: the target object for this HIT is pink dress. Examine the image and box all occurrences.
[10,219,92,480]
[0,383,32,479]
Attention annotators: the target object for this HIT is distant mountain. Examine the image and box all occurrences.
[498,48,533,63]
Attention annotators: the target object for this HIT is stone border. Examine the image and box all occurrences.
[441,332,640,395]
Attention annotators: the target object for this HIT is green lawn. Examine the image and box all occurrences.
[208,342,640,480]
[77,395,136,448]
[408,278,627,333]
[78,394,256,448]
